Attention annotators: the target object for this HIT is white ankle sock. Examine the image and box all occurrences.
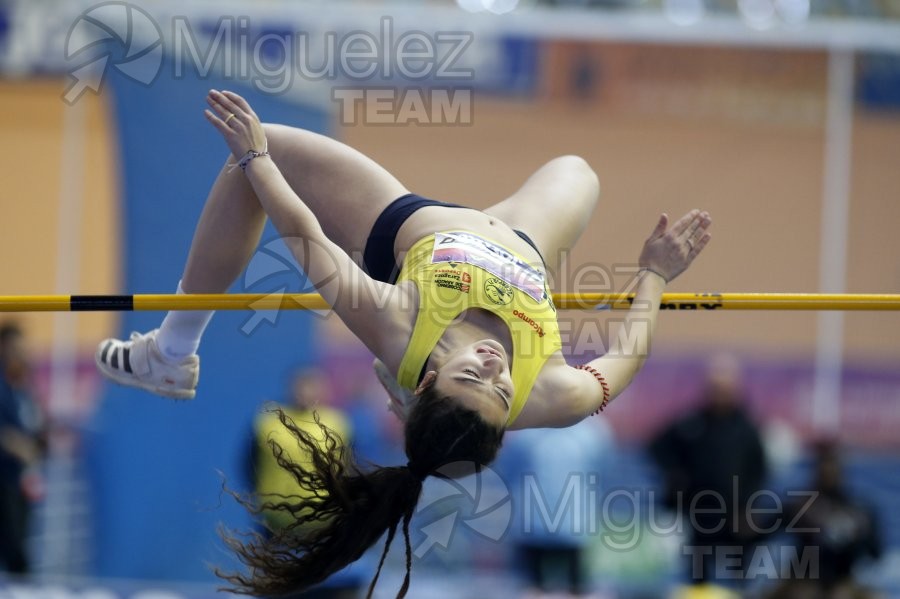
[155,281,214,362]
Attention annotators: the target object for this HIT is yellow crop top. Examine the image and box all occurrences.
[395,231,563,425]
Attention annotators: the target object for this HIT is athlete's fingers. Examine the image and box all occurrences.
[648,213,668,240]
[688,231,712,260]
[681,217,703,242]
[206,94,232,120]
[209,90,243,121]
[687,212,712,244]
[204,109,231,134]
[671,209,700,237]
[681,211,711,242]
[222,91,256,119]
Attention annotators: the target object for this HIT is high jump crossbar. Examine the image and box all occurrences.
[0,293,898,312]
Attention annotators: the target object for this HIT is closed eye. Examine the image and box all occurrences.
[496,387,511,409]
[459,369,510,410]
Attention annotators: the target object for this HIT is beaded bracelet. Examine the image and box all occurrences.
[574,364,610,415]
[238,148,270,171]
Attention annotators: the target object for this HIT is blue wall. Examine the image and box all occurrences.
[84,62,329,581]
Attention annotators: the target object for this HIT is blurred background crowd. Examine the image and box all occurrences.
[541,0,899,19]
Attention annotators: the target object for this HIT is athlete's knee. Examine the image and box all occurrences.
[554,155,600,204]
[552,155,598,181]
[554,154,591,170]
[262,123,294,148]
[262,122,316,146]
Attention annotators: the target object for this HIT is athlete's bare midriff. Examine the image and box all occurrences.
[392,206,545,271]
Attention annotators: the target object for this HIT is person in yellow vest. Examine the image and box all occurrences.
[97,90,712,598]
[252,368,351,533]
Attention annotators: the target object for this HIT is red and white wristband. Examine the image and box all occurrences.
[574,364,610,415]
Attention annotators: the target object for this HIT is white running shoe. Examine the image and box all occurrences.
[95,329,199,400]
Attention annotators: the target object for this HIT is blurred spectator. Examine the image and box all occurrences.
[881,0,900,18]
[248,367,358,599]
[502,417,613,596]
[648,354,767,587]
[764,441,882,599]
[0,321,44,575]
[342,377,404,468]
[671,582,742,599]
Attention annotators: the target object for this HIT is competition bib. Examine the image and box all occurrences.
[431,231,546,302]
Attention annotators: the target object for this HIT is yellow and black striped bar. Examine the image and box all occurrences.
[1,293,899,312]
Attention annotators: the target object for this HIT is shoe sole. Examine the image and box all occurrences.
[94,351,196,400]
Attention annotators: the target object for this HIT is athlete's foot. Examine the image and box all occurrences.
[95,329,199,400]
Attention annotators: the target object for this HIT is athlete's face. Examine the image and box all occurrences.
[420,339,514,427]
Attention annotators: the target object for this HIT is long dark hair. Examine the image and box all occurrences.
[218,383,505,598]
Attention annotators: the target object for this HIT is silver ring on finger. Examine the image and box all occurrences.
[687,240,694,252]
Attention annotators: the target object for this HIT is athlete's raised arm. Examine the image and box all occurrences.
[205,89,405,358]
[528,209,712,428]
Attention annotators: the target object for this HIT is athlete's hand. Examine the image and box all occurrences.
[204,89,268,159]
[373,358,417,422]
[638,209,712,282]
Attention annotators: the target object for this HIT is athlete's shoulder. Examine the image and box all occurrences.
[506,352,582,429]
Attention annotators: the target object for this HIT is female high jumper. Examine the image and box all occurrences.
[95,89,712,597]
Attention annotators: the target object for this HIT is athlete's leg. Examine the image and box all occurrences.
[483,155,599,285]
[266,124,410,257]
[178,165,265,293]
[97,126,409,397]
[183,124,410,293]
